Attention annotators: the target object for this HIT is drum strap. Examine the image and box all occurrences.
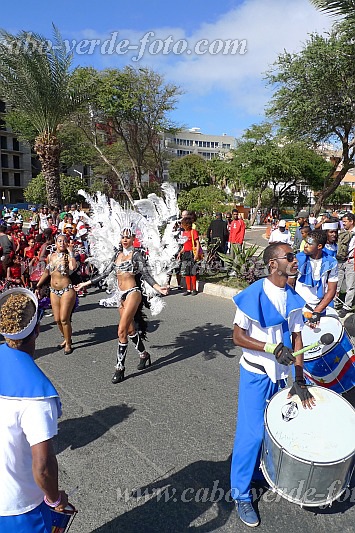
[243,357,266,374]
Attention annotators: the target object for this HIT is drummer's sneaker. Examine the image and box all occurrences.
[236,501,260,527]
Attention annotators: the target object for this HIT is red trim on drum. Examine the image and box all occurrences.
[304,354,355,388]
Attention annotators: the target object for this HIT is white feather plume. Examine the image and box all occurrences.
[79,184,179,315]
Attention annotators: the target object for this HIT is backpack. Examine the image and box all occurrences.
[336,230,353,261]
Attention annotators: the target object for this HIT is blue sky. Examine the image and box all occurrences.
[2,0,333,138]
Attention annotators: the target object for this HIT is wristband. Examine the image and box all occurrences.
[44,494,61,508]
[69,252,75,258]
[264,343,277,354]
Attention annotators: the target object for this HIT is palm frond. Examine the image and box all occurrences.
[310,0,355,18]
[0,27,85,136]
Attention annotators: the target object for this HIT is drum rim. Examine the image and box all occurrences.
[302,316,345,360]
[264,386,355,463]
[260,460,350,507]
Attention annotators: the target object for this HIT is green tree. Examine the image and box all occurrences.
[74,66,181,202]
[177,185,226,214]
[169,154,210,189]
[231,123,331,223]
[24,173,88,205]
[266,26,355,214]
[0,26,86,206]
[327,184,353,208]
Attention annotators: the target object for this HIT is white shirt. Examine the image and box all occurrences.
[295,257,338,307]
[234,278,304,383]
[70,210,80,224]
[0,397,58,515]
[268,228,292,245]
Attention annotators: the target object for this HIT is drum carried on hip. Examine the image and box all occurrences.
[51,503,77,532]
[261,387,355,507]
[301,315,355,393]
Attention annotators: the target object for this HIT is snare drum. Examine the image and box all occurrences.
[301,315,355,393]
[51,503,77,533]
[261,387,355,506]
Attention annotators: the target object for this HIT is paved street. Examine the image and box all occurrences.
[35,284,355,533]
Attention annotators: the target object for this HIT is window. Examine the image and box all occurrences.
[13,155,20,169]
[0,120,6,131]
[222,143,231,149]
[12,138,20,151]
[0,136,7,149]
[14,173,21,187]
[1,154,8,168]
[2,172,9,186]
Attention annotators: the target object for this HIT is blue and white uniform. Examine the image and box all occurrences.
[0,343,61,532]
[295,251,338,310]
[231,278,304,502]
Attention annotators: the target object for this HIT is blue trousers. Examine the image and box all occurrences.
[0,501,52,533]
[231,366,286,501]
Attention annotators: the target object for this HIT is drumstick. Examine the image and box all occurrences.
[293,333,334,357]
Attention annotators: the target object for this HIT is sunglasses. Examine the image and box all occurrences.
[271,252,296,263]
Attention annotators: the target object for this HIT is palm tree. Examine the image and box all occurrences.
[0,26,84,206]
[310,1,355,22]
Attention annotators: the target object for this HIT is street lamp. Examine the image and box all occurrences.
[73,169,83,182]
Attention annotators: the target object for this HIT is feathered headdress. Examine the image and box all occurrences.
[79,184,179,315]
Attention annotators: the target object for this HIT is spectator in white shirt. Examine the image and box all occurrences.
[268,219,292,245]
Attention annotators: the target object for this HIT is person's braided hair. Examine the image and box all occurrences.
[0,294,36,348]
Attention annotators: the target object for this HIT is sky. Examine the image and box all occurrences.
[1,0,334,138]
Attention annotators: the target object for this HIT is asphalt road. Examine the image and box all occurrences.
[34,285,355,533]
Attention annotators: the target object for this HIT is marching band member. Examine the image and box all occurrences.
[0,288,68,532]
[290,230,338,324]
[231,242,315,527]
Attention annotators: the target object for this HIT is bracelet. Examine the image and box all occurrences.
[69,252,75,258]
[44,494,61,508]
[264,342,276,354]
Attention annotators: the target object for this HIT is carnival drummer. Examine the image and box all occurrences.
[0,288,68,531]
[231,242,315,528]
[289,229,338,325]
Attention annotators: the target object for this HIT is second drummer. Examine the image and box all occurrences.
[230,242,315,528]
[288,229,338,326]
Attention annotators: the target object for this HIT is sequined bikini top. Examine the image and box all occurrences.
[114,259,134,273]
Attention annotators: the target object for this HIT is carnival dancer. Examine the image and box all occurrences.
[75,228,168,383]
[75,183,179,384]
[231,242,315,527]
[0,288,68,531]
[289,230,338,324]
[35,234,77,354]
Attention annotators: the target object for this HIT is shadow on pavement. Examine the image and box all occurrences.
[92,456,234,533]
[55,404,135,454]
[304,470,355,516]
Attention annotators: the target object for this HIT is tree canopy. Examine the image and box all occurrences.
[266,25,355,213]
[310,1,355,23]
[0,26,86,206]
[24,173,88,205]
[168,154,210,189]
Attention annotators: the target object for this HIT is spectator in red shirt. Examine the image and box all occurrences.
[178,217,201,296]
[228,209,246,258]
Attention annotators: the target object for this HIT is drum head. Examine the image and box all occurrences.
[301,316,343,360]
[265,387,355,463]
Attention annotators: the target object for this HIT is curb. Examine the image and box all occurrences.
[198,280,241,300]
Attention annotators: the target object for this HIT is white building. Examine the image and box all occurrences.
[0,100,32,204]
[162,128,236,161]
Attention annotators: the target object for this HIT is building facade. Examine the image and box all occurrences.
[0,100,33,204]
[163,128,236,161]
